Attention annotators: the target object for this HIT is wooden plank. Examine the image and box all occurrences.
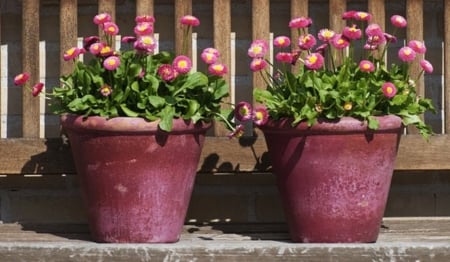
[445,0,450,134]
[174,0,192,57]
[328,0,346,65]
[290,0,308,74]
[0,135,449,175]
[98,0,116,44]
[251,0,270,102]
[0,5,2,136]
[21,0,41,138]
[213,0,232,137]
[406,0,424,135]
[368,0,385,30]
[329,0,346,35]
[60,0,78,76]
[136,0,154,16]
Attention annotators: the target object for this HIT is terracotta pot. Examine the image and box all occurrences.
[61,114,210,243]
[259,115,402,243]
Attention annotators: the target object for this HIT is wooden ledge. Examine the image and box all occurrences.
[1,135,450,175]
[0,217,449,261]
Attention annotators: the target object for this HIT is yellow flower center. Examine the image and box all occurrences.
[386,87,393,94]
[308,55,318,63]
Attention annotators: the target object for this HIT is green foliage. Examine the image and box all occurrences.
[253,16,435,139]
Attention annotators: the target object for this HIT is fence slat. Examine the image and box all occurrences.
[213,0,232,136]
[22,0,40,138]
[368,0,385,29]
[175,0,192,57]
[98,0,116,42]
[252,0,270,102]
[406,0,424,134]
[329,0,346,34]
[60,0,78,76]
[136,0,154,16]
[445,1,450,134]
[290,0,308,74]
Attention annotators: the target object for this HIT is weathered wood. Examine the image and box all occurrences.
[174,0,192,57]
[445,0,450,133]
[329,0,346,35]
[290,0,308,74]
[60,0,78,76]
[368,0,385,30]
[136,0,154,16]
[0,218,448,261]
[251,0,270,99]
[98,0,116,45]
[213,0,232,137]
[21,0,40,138]
[1,135,449,175]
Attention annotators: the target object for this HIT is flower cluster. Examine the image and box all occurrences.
[14,13,230,132]
[241,10,435,138]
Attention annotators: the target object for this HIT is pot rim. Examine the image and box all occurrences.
[259,115,403,134]
[60,114,212,134]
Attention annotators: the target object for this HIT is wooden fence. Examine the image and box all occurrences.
[1,0,450,176]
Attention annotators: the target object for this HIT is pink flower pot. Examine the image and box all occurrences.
[61,115,210,243]
[259,116,402,243]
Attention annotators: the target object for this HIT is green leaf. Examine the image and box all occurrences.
[120,104,139,117]
[158,106,175,132]
[148,95,165,108]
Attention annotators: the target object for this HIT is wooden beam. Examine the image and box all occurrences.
[445,0,450,134]
[1,135,449,175]
[174,0,192,57]
[60,0,78,76]
[22,0,41,138]
[213,0,231,136]
[136,0,154,16]
[368,0,385,30]
[251,0,270,103]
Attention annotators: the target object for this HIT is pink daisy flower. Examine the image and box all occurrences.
[420,59,433,73]
[134,22,153,36]
[227,124,245,139]
[343,24,362,40]
[208,63,228,77]
[103,22,119,36]
[89,42,104,55]
[201,52,218,64]
[135,15,155,23]
[121,36,137,44]
[173,55,192,74]
[382,82,397,98]
[298,34,317,50]
[353,11,372,21]
[318,29,336,42]
[63,47,82,61]
[103,56,121,70]
[253,106,269,126]
[273,36,291,48]
[275,52,294,64]
[93,13,111,25]
[14,72,30,85]
[235,101,253,122]
[359,60,375,72]
[390,15,407,28]
[248,40,269,58]
[331,34,350,49]
[180,15,200,26]
[32,82,44,97]
[342,10,357,20]
[202,47,220,57]
[289,17,312,28]
[99,45,113,57]
[250,58,268,72]
[408,40,426,54]
[134,35,157,53]
[157,64,177,82]
[398,46,416,62]
[304,53,324,70]
[100,84,112,97]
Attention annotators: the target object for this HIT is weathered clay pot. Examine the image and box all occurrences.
[61,114,210,243]
[259,115,402,243]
